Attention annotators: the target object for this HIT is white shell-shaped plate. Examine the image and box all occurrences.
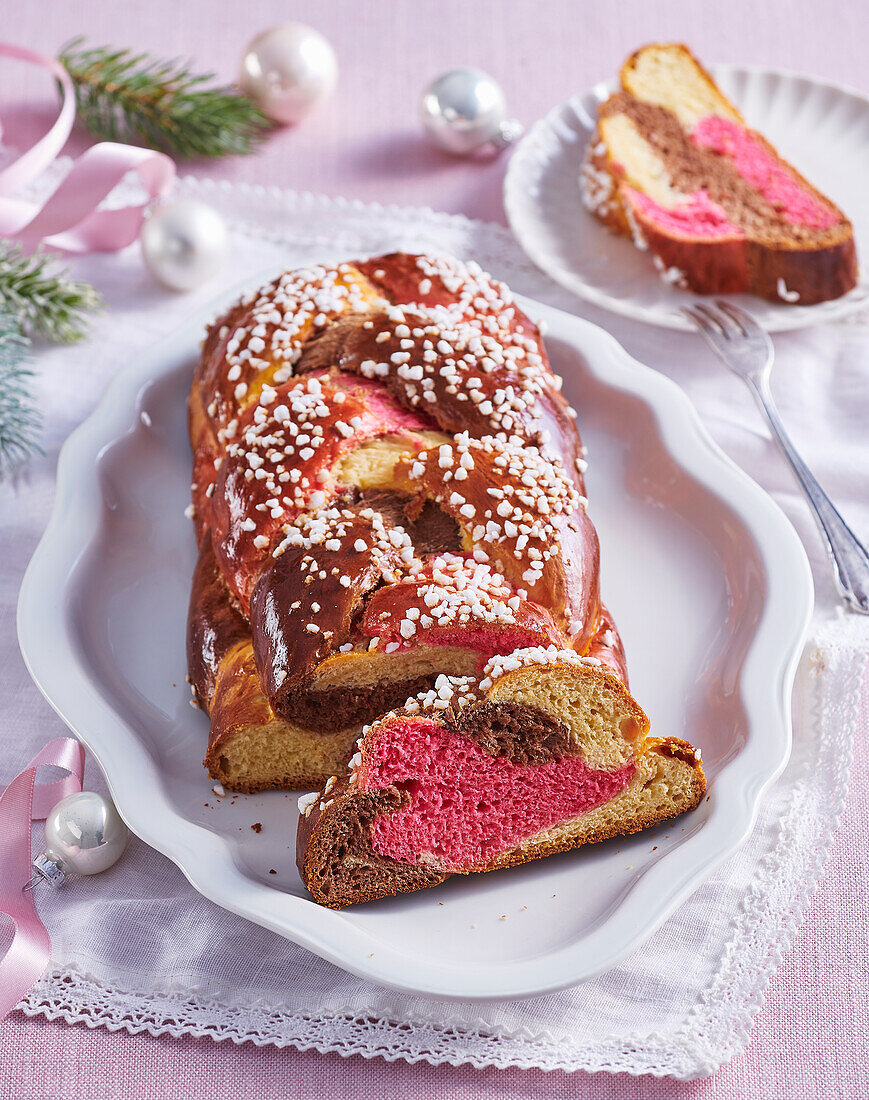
[504,66,869,331]
[18,287,812,1000]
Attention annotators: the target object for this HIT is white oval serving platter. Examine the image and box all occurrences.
[504,65,869,331]
[18,284,812,1000]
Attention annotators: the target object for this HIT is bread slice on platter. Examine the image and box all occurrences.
[297,649,706,908]
[581,43,857,304]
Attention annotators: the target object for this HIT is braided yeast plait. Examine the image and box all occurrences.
[187,253,614,793]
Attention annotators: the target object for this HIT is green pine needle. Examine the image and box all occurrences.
[59,37,271,159]
[0,314,41,477]
[0,242,103,345]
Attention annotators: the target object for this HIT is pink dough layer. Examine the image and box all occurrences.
[624,186,745,239]
[372,627,556,660]
[280,369,435,505]
[329,370,434,432]
[359,718,635,871]
[691,116,838,230]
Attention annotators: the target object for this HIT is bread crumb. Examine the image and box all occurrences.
[268,869,277,875]
[251,822,262,833]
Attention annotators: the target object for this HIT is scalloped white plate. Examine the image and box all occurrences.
[504,65,869,331]
[18,285,812,1000]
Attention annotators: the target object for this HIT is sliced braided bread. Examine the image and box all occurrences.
[187,252,706,906]
[186,247,705,894]
[187,253,612,792]
[297,650,705,908]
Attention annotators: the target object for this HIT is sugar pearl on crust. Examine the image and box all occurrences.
[478,645,602,692]
[376,553,540,644]
[401,431,582,573]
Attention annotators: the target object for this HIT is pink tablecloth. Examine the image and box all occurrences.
[3,1,868,1096]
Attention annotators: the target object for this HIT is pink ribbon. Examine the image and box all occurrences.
[0,737,84,1019]
[0,42,175,252]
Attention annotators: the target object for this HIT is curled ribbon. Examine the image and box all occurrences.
[0,42,175,252]
[0,736,84,1019]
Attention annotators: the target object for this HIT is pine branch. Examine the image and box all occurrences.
[59,37,271,159]
[0,314,40,477]
[0,243,101,476]
[0,242,103,345]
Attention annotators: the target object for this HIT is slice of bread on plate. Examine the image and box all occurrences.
[582,43,858,304]
[297,649,705,908]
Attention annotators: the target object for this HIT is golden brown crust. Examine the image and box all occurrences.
[187,382,221,548]
[249,511,402,703]
[189,537,363,791]
[629,192,857,307]
[187,539,250,707]
[204,642,360,792]
[584,602,629,686]
[391,435,600,645]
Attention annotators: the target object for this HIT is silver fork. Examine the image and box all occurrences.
[682,300,869,614]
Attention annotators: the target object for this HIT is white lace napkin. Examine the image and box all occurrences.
[3,178,868,1080]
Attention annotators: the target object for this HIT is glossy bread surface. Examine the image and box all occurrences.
[188,254,612,789]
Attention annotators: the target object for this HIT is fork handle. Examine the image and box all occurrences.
[748,376,869,614]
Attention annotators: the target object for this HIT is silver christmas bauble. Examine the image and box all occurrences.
[240,23,337,125]
[37,792,128,883]
[420,68,523,155]
[141,198,227,292]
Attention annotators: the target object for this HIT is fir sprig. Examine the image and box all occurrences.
[0,315,41,477]
[59,37,271,159]
[0,242,103,344]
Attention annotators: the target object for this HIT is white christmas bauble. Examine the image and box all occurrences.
[420,68,523,155]
[240,23,337,125]
[43,791,128,876]
[141,198,228,292]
